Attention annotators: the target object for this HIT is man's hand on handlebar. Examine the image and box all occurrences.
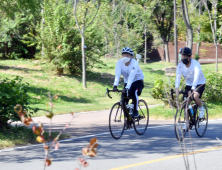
[113,85,118,92]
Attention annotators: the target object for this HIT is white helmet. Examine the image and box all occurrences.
[122,47,134,56]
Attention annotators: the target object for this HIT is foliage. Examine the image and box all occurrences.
[0,76,36,127]
[194,54,200,61]
[23,0,104,75]
[202,72,222,102]
[14,95,98,169]
[0,12,38,59]
[150,75,178,106]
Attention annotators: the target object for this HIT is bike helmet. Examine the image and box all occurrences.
[179,47,192,56]
[122,47,134,56]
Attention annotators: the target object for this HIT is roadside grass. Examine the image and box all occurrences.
[0,59,221,119]
[0,59,162,117]
[0,125,70,149]
[149,101,222,120]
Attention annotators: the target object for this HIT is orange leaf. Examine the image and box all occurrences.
[90,138,98,146]
[32,126,40,135]
[45,158,52,167]
[55,142,60,150]
[89,143,99,149]
[23,117,32,126]
[44,145,49,150]
[88,148,97,157]
[71,112,74,116]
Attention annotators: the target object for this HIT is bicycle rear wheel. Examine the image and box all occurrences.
[109,102,125,139]
[175,104,187,141]
[133,99,149,135]
[195,101,208,137]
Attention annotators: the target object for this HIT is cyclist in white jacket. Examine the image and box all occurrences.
[113,47,144,117]
[175,47,206,119]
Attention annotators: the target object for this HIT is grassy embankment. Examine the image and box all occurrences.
[0,59,221,120]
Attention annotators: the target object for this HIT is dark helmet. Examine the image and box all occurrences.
[179,47,192,56]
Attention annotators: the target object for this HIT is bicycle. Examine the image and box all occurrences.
[171,89,208,141]
[106,88,149,139]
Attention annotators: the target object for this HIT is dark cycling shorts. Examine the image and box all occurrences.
[185,84,205,98]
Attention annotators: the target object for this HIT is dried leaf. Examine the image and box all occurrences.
[71,112,74,116]
[44,145,49,150]
[23,117,32,126]
[45,158,52,167]
[88,148,97,157]
[89,143,99,149]
[90,138,98,146]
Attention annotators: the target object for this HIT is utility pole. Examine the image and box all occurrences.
[174,0,178,66]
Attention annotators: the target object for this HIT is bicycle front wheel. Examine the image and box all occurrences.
[133,99,149,135]
[109,102,125,139]
[195,101,208,137]
[175,104,187,141]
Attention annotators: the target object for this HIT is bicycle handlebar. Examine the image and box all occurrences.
[105,88,123,99]
[171,89,188,100]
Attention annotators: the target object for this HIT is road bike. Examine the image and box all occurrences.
[171,89,208,141]
[106,88,149,139]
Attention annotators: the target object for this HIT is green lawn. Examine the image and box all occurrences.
[0,59,221,119]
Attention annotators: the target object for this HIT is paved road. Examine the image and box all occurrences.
[1,109,222,170]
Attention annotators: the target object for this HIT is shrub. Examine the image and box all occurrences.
[194,54,200,61]
[202,72,222,102]
[0,76,36,127]
[150,72,222,105]
[150,75,179,106]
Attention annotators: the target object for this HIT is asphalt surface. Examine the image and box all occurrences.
[1,110,222,170]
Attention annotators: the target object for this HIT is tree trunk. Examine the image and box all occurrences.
[181,0,193,50]
[41,7,44,57]
[196,29,200,55]
[216,43,218,72]
[164,41,170,62]
[144,25,147,64]
[81,31,87,88]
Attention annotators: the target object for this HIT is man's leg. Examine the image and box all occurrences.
[129,86,138,109]
[193,92,202,107]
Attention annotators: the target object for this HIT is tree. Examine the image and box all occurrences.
[150,0,174,62]
[202,0,222,72]
[181,0,193,50]
[74,0,100,88]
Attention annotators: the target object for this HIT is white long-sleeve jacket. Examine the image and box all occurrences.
[175,59,206,90]
[114,58,144,89]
